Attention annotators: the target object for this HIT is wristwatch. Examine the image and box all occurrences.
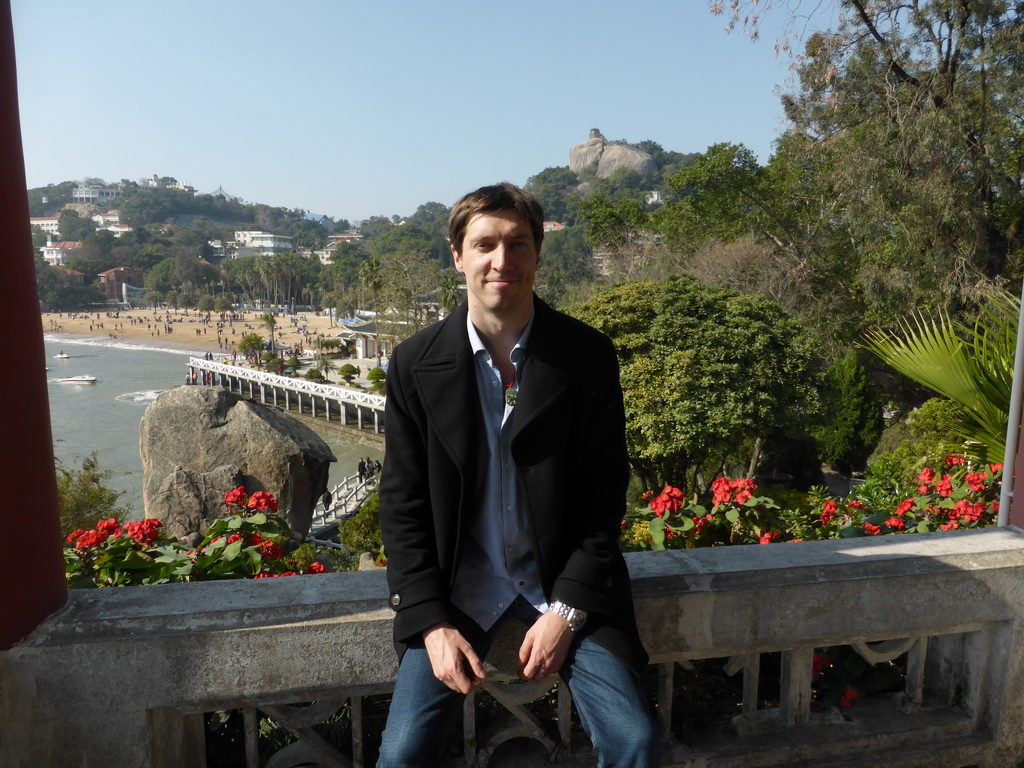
[549,600,588,632]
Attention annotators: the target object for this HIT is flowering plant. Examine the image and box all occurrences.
[622,477,782,550]
[64,487,330,588]
[811,455,1002,540]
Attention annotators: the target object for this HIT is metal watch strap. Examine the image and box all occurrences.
[549,600,586,631]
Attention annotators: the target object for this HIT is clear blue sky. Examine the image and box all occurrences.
[12,0,831,223]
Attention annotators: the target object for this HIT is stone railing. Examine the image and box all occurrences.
[4,528,1024,767]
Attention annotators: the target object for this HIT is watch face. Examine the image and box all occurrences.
[570,609,588,630]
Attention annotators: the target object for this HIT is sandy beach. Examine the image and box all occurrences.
[42,308,346,356]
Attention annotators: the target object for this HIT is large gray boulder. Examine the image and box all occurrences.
[569,128,657,182]
[140,386,336,538]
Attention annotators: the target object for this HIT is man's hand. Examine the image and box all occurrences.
[518,610,574,683]
[423,622,486,694]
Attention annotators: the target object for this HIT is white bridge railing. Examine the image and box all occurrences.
[187,358,386,409]
[308,473,379,543]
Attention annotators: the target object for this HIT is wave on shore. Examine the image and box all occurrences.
[43,333,212,358]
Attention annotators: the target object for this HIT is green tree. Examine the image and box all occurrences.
[260,312,278,351]
[572,275,822,491]
[812,350,884,474]
[237,333,265,360]
[58,209,96,242]
[773,0,1024,315]
[366,367,386,395]
[289,219,328,249]
[56,453,129,539]
[436,270,463,313]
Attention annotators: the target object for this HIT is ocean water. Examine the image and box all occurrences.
[42,335,383,519]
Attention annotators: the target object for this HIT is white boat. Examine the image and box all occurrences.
[55,352,70,359]
[59,375,97,383]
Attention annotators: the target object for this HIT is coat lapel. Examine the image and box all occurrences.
[411,303,480,474]
[511,298,571,443]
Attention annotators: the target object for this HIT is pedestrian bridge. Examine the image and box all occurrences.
[186,357,385,435]
[307,472,378,544]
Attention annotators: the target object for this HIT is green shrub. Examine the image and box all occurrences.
[56,453,129,540]
[812,350,884,474]
[338,492,382,553]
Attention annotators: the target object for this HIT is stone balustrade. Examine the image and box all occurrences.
[4,528,1024,767]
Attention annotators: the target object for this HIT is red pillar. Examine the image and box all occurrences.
[0,0,68,650]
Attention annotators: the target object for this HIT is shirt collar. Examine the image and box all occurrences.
[466,311,534,364]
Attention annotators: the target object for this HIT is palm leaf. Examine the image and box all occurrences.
[862,292,1019,464]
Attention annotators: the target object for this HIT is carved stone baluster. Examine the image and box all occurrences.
[657,662,675,741]
[724,654,760,732]
[780,647,814,727]
[904,636,928,708]
[244,707,260,768]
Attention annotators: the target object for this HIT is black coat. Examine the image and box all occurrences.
[379,297,647,673]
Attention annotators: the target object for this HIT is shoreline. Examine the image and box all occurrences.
[42,308,348,356]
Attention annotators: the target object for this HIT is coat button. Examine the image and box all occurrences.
[390,593,401,607]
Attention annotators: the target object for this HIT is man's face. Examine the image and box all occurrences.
[452,210,539,321]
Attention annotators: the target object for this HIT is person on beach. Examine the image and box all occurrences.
[377,183,657,767]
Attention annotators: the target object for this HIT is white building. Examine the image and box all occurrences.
[30,217,60,235]
[232,231,293,258]
[92,212,120,227]
[72,184,119,204]
[40,240,82,267]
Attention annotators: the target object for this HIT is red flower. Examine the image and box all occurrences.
[990,463,1004,474]
[307,561,326,574]
[224,486,247,507]
[959,502,985,524]
[692,517,707,536]
[965,471,988,492]
[711,477,733,507]
[253,572,273,579]
[839,689,858,708]
[277,571,298,577]
[820,499,838,526]
[96,518,122,538]
[885,516,905,532]
[895,499,915,517]
[732,479,756,505]
[917,484,931,495]
[251,533,264,545]
[258,540,283,560]
[812,653,831,676]
[247,491,279,513]
[123,519,162,546]
[226,534,243,544]
[940,522,960,531]
[864,522,882,536]
[945,453,966,466]
[758,529,780,544]
[848,500,867,510]
[75,530,108,550]
[991,501,1001,514]
[918,467,936,483]
[935,475,954,498]
[65,529,86,545]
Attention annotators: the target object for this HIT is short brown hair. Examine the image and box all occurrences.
[447,182,545,254]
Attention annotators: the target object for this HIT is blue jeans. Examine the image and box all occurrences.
[377,606,658,767]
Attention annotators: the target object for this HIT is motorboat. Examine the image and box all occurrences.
[55,352,70,359]
[59,375,97,383]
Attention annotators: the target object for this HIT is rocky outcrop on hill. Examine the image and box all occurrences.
[569,128,657,182]
[140,386,335,539]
